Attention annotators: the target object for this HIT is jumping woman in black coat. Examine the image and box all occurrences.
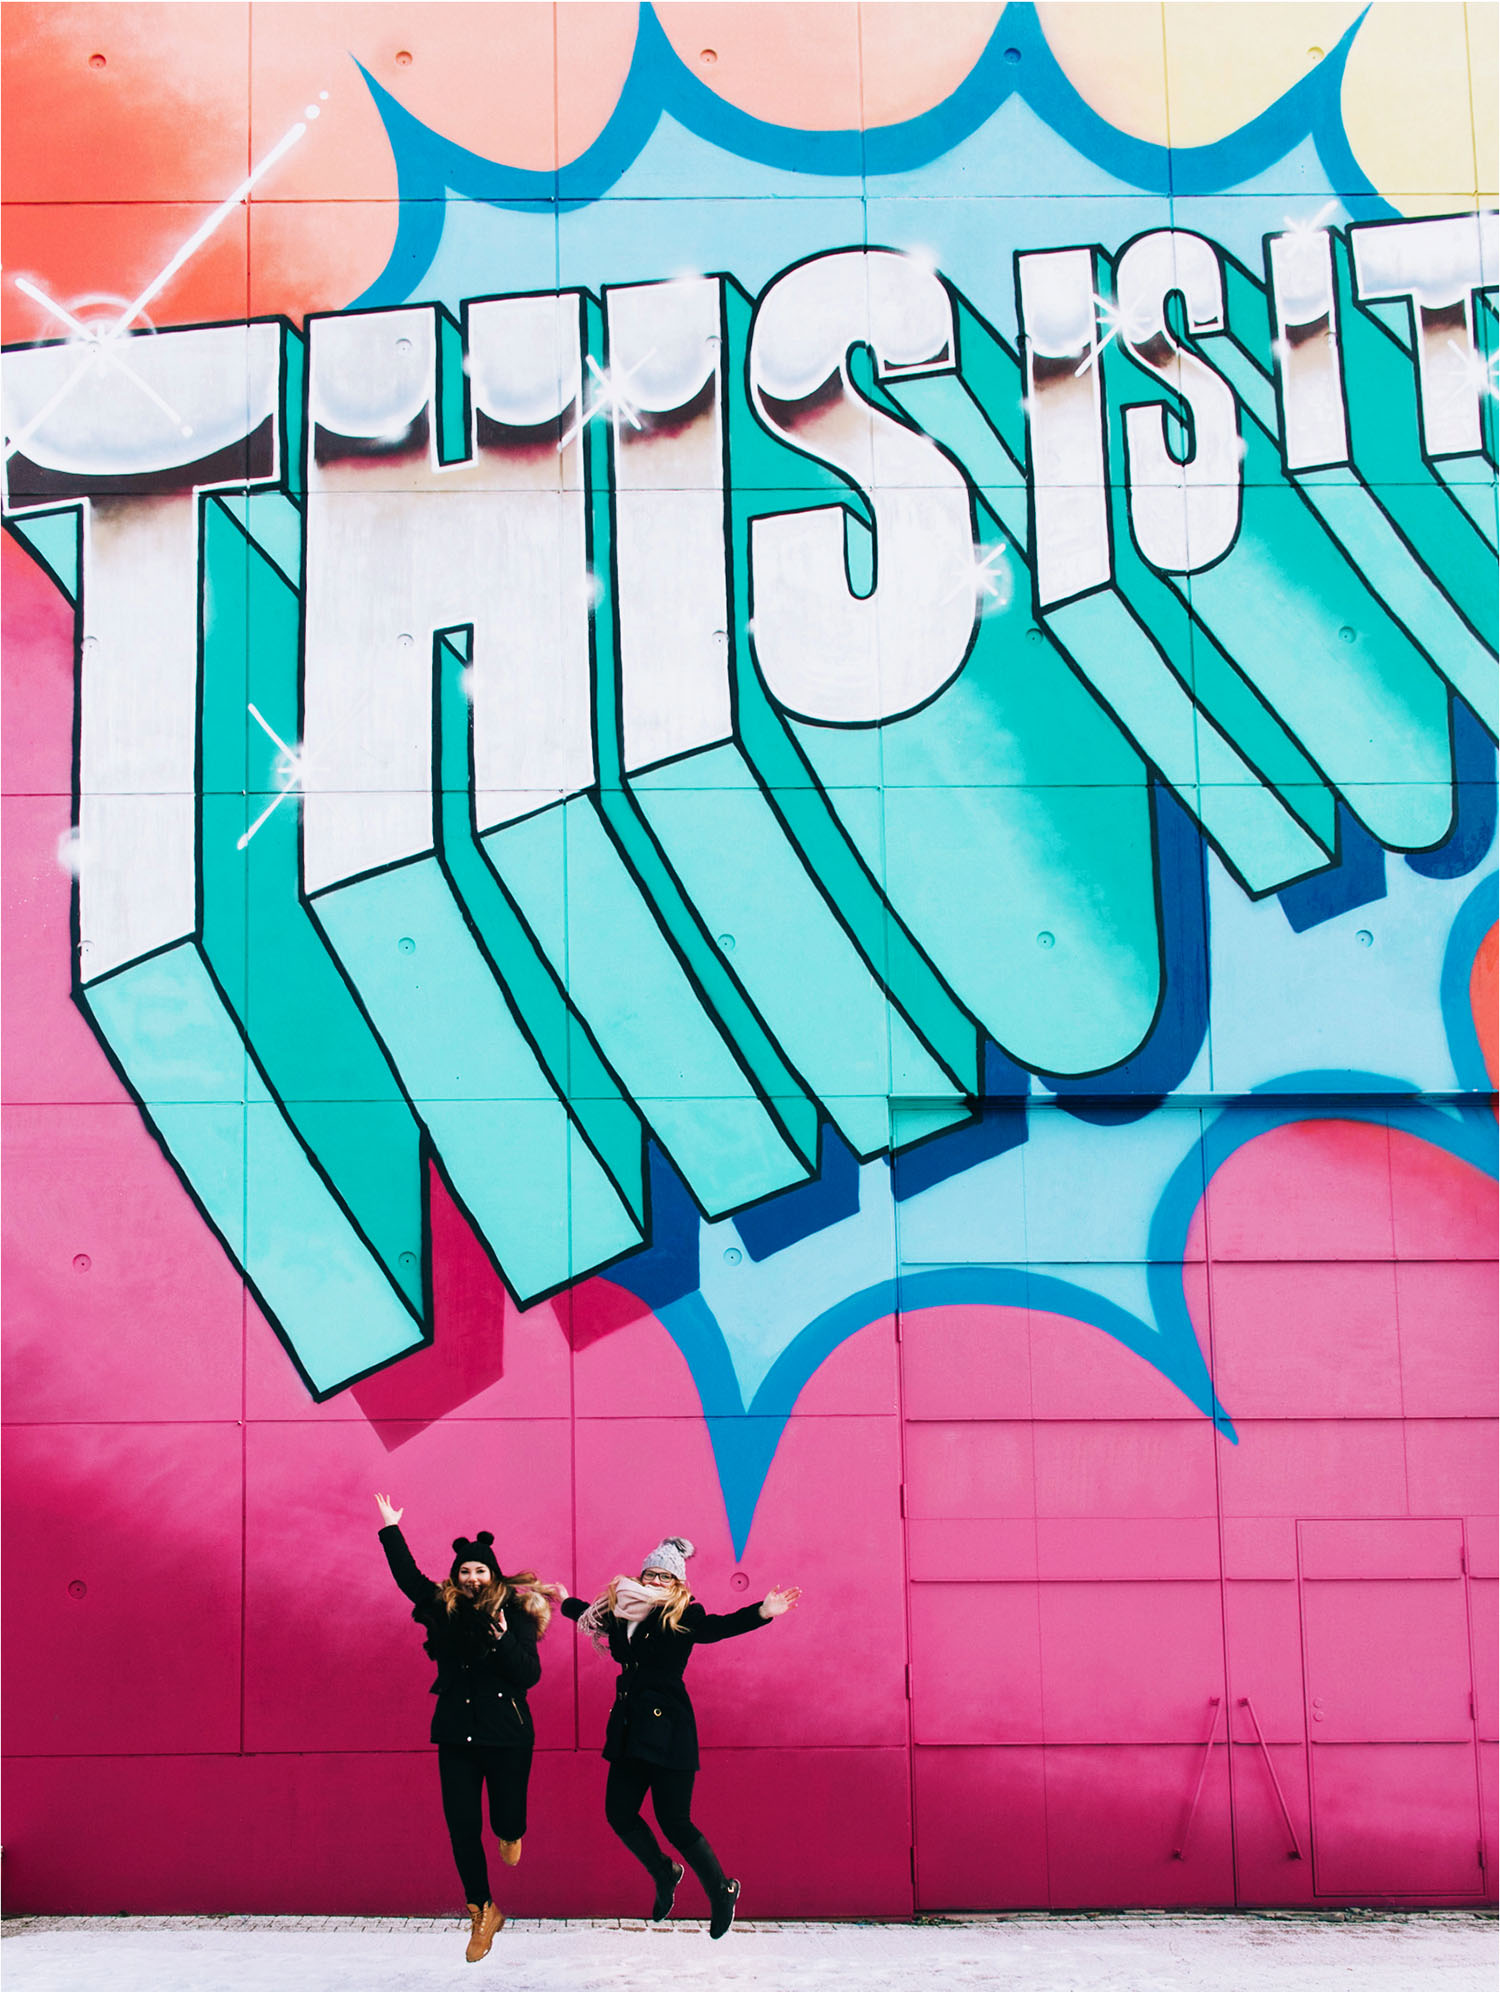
[560,1535,801,1937]
[373,1491,553,1964]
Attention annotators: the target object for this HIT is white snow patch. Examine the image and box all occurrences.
[1,1914,1495,1992]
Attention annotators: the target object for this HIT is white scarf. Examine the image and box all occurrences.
[577,1576,666,1648]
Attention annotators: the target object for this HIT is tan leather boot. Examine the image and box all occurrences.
[464,1901,505,1962]
[497,1837,523,1867]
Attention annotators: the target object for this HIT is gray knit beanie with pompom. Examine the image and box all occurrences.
[640,1536,695,1584]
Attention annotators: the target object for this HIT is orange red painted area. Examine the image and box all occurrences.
[5,3,1493,341]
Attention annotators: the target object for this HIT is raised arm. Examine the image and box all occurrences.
[373,1492,437,1607]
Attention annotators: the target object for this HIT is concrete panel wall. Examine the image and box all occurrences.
[2,1,1495,1914]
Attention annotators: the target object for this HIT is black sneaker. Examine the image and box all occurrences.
[708,1877,740,1940]
[652,1862,684,1922]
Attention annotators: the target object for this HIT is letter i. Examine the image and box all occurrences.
[1268,226,1351,474]
[1016,247,1112,610]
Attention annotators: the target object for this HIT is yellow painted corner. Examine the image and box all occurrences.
[1035,2,1169,145]
[1469,1,1498,198]
[1161,3,1363,148]
[1343,1,1480,212]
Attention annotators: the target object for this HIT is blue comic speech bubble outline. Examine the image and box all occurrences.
[350,3,1391,315]
[326,2,1490,1557]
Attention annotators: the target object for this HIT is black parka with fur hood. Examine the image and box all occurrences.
[379,1524,541,1747]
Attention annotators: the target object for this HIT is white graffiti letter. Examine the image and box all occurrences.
[606,278,732,773]
[1016,246,1113,607]
[1352,211,1499,459]
[1268,225,1351,472]
[465,291,597,833]
[747,250,977,725]
[2,323,283,978]
[1116,231,1243,574]
[303,298,595,891]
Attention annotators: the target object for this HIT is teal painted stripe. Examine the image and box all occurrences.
[434,633,645,1218]
[1046,590,1331,893]
[487,798,813,1216]
[200,500,426,1312]
[1299,473,1498,735]
[311,860,642,1296]
[85,944,424,1395]
[635,745,969,1158]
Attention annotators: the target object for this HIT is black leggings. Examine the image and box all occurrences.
[604,1758,728,1895]
[437,1742,533,1905]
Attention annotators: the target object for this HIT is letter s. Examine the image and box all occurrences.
[748,250,978,725]
[1116,230,1243,574]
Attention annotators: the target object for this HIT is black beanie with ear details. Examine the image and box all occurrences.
[449,1530,502,1583]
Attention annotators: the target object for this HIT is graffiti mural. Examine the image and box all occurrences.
[3,0,1496,1916]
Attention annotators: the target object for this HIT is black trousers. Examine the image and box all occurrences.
[604,1758,728,1896]
[436,1741,533,1906]
[605,1758,699,1854]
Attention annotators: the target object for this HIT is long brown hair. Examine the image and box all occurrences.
[439,1570,554,1635]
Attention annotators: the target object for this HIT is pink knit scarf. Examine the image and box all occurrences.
[576,1575,664,1649]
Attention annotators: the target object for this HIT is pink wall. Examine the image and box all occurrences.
[4,511,1494,1909]
[3,2,1497,1918]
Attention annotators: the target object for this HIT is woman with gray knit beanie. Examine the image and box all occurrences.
[560,1535,801,1938]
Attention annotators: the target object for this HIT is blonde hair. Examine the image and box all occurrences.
[603,1573,692,1634]
[438,1571,554,1635]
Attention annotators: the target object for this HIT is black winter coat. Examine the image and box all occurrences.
[561,1593,768,1770]
[380,1525,540,1748]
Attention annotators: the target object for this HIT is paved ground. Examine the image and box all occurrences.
[3,1913,1495,1991]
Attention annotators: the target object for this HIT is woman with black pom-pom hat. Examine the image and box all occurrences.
[374,1492,556,1964]
[560,1535,801,1938]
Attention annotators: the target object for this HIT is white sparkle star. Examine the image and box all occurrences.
[1073,292,1160,378]
[13,279,193,436]
[944,540,1014,615]
[237,703,305,851]
[1279,200,1340,240]
[5,114,314,464]
[557,351,657,452]
[1443,336,1500,406]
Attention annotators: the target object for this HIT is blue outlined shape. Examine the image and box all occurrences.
[1277,802,1389,933]
[605,1144,701,1313]
[1141,1082,1497,1422]
[350,3,1391,310]
[1047,784,1211,1118]
[735,1127,862,1263]
[662,1257,1231,1557]
[651,1002,1498,1552]
[323,0,1488,1557]
[1407,703,1499,883]
[1439,873,1498,1094]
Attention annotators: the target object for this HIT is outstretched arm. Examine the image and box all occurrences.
[685,1584,802,1643]
[373,1492,437,1606]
